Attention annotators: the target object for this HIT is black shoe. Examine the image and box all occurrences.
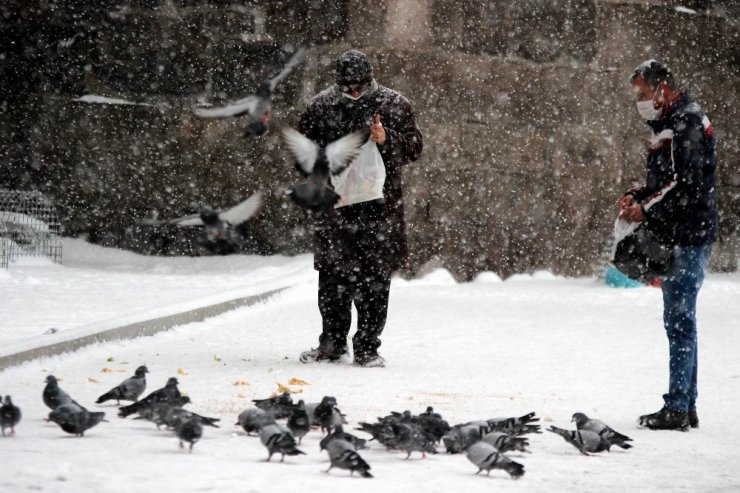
[299,347,351,364]
[688,408,699,429]
[638,407,690,431]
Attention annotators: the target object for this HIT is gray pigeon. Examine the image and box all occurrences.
[96,365,148,405]
[42,375,76,410]
[547,425,611,455]
[465,441,525,478]
[482,431,531,454]
[48,403,106,437]
[572,412,633,449]
[391,422,438,459]
[236,408,275,435]
[314,396,347,434]
[1,395,22,436]
[486,412,541,435]
[176,417,203,453]
[194,48,306,137]
[135,396,192,428]
[442,423,488,454]
[252,392,295,420]
[282,128,367,211]
[287,401,310,444]
[319,424,368,451]
[260,424,305,462]
[325,438,373,478]
[118,377,181,418]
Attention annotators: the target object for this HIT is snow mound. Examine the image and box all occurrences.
[473,271,503,283]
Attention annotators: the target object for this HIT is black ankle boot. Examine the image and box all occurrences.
[688,408,699,429]
[639,407,690,431]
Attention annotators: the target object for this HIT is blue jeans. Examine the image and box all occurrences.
[661,243,713,412]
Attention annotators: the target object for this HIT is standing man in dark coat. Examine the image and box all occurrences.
[619,60,717,430]
[297,50,423,367]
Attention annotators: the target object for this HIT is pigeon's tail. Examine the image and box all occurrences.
[360,470,373,478]
[201,417,220,428]
[118,402,140,418]
[615,441,633,449]
[503,459,525,479]
[546,426,570,440]
[608,431,634,448]
[95,388,121,404]
[285,182,340,211]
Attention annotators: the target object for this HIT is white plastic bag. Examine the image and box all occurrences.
[331,138,386,208]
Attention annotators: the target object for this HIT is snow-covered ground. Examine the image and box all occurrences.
[1,241,739,492]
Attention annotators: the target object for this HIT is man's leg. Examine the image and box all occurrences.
[661,244,712,412]
[316,269,354,357]
[352,271,391,364]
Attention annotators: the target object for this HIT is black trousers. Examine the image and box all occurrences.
[317,269,391,359]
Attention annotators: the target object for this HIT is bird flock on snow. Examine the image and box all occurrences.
[1,365,636,480]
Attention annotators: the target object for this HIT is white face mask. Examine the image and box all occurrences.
[636,86,663,120]
[341,91,366,101]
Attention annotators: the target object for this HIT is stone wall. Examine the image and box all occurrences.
[1,0,737,279]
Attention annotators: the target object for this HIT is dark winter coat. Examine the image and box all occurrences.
[298,82,423,272]
[626,93,718,247]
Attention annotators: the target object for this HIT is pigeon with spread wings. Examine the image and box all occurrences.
[194,48,306,137]
[142,193,263,255]
[282,128,366,211]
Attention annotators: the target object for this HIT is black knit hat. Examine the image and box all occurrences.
[335,50,374,85]
[629,60,676,89]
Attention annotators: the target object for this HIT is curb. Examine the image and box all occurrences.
[0,287,287,371]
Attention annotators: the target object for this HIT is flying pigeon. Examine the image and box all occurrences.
[236,408,275,435]
[48,403,106,437]
[572,412,633,449]
[96,365,148,405]
[194,48,306,137]
[176,417,203,453]
[465,441,525,478]
[282,128,367,211]
[118,377,181,418]
[259,423,305,462]
[1,395,21,436]
[547,425,611,455]
[287,401,310,444]
[42,375,76,410]
[142,193,263,255]
[324,438,373,478]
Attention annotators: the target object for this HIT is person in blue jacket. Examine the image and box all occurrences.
[619,60,718,431]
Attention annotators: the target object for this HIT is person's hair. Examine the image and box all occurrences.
[629,60,677,89]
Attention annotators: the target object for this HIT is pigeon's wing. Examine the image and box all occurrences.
[218,193,263,226]
[140,213,203,227]
[282,127,319,174]
[268,47,307,91]
[193,95,261,119]
[325,131,367,175]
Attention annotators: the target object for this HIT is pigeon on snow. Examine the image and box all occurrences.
[236,407,275,435]
[465,441,525,478]
[194,48,306,137]
[286,401,310,444]
[324,438,373,478]
[96,365,148,405]
[42,375,77,410]
[282,127,367,211]
[572,412,633,449]
[259,423,305,462]
[118,377,181,418]
[48,403,106,437]
[547,425,611,455]
[1,395,22,436]
[176,417,203,453]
